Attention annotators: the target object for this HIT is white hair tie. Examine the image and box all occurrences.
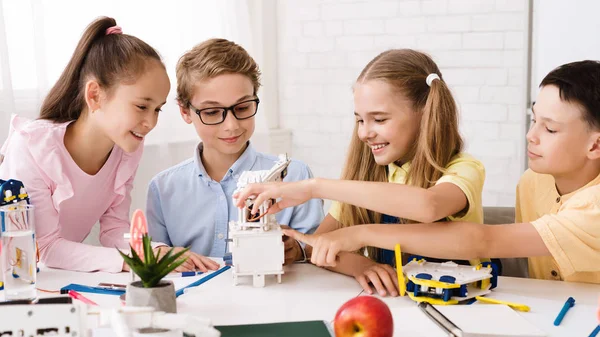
[426,73,440,87]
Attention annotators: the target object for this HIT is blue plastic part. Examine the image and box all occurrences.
[60,283,125,296]
[0,179,30,206]
[588,325,600,337]
[407,255,424,263]
[482,261,499,289]
[223,252,233,266]
[442,288,452,302]
[413,284,420,297]
[415,273,432,280]
[176,266,231,297]
[406,280,415,292]
[439,275,456,284]
[459,284,468,297]
[465,298,477,305]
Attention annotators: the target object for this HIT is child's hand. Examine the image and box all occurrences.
[354,262,399,297]
[233,179,316,214]
[281,225,303,265]
[153,247,220,273]
[283,227,364,267]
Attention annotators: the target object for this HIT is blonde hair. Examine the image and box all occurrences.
[176,38,261,106]
[338,49,463,260]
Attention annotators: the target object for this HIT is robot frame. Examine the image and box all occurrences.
[226,154,291,287]
[402,256,499,305]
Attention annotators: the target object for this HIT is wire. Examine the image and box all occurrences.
[246,204,270,222]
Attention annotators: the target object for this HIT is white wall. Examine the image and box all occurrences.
[276,0,530,207]
[532,0,600,97]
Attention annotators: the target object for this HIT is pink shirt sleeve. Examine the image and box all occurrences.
[1,124,124,272]
[98,172,135,251]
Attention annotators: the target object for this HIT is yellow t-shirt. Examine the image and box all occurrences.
[328,153,485,224]
[516,169,600,283]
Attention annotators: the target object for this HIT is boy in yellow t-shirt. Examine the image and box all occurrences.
[279,60,600,284]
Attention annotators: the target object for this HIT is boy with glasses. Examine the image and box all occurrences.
[146,39,324,270]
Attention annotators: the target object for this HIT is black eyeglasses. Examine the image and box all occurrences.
[188,98,260,125]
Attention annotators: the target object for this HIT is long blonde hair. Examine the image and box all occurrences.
[337,49,463,259]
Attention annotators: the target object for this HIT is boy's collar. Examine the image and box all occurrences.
[229,142,257,176]
[193,141,257,181]
[554,170,600,202]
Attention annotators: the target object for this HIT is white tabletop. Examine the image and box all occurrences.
[376,276,600,336]
[6,262,600,337]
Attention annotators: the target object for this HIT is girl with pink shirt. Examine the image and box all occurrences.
[0,17,216,273]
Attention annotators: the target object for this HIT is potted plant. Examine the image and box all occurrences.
[119,234,189,313]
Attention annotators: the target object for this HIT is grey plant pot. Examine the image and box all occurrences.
[126,280,177,313]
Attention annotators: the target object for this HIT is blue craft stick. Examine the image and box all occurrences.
[60,283,125,296]
[589,325,600,337]
[554,296,575,326]
[175,266,230,298]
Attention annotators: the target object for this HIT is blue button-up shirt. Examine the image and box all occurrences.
[146,142,324,257]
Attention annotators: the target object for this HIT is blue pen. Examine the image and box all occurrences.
[589,325,600,337]
[164,271,203,279]
[554,296,575,326]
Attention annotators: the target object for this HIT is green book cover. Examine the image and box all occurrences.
[215,320,332,337]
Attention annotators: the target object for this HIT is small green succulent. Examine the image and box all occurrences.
[119,234,190,288]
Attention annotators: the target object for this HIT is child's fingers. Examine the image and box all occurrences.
[267,202,284,214]
[311,244,324,266]
[183,259,197,272]
[187,254,208,272]
[375,267,398,296]
[235,186,254,203]
[325,246,338,267]
[251,194,268,214]
[175,260,193,272]
[234,185,258,208]
[198,255,220,270]
[382,264,400,288]
[364,270,387,296]
[355,274,374,295]
[283,229,313,246]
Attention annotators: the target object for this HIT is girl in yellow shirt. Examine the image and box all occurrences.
[234,49,487,296]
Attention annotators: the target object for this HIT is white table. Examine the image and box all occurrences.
[376,276,600,336]
[7,262,600,337]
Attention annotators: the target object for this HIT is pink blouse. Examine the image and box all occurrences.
[0,115,142,272]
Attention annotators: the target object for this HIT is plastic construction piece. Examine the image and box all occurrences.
[588,325,600,337]
[395,244,406,297]
[175,266,231,297]
[475,296,530,312]
[395,245,499,305]
[129,209,148,259]
[0,179,39,281]
[87,306,220,337]
[554,296,575,326]
[60,283,125,296]
[0,179,30,207]
[227,154,291,287]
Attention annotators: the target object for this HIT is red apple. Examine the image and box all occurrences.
[334,296,394,337]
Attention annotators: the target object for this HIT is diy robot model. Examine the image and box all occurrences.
[227,154,291,287]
